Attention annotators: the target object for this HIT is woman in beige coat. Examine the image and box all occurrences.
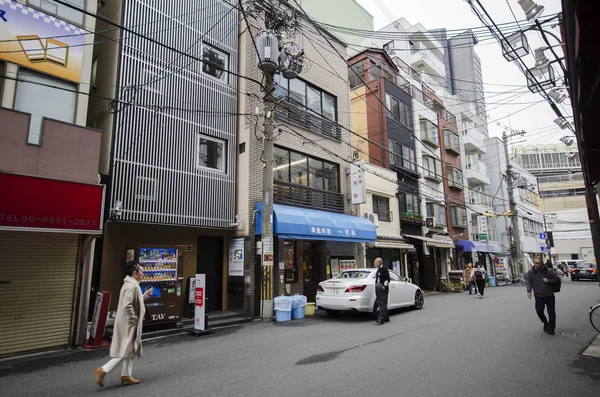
[95,261,150,387]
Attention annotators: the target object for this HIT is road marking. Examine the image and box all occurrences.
[561,331,577,337]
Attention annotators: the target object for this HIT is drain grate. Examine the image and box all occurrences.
[561,331,577,337]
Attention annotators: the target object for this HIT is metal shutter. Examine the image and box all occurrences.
[0,231,79,357]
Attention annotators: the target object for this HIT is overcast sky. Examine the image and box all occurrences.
[354,0,569,146]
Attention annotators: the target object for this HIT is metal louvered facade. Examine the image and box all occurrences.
[110,0,238,228]
[0,232,80,357]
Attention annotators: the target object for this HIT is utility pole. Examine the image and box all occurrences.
[252,0,304,321]
[542,212,556,262]
[502,129,525,276]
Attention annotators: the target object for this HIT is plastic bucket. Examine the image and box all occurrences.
[488,275,496,287]
[275,309,292,322]
[292,306,305,319]
[305,303,315,315]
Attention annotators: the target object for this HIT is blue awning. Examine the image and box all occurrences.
[255,203,376,243]
[456,239,489,252]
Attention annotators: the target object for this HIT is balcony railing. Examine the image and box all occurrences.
[274,102,342,141]
[469,191,492,207]
[274,180,344,213]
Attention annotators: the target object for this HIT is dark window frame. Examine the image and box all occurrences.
[275,75,338,122]
[388,138,416,172]
[273,145,340,193]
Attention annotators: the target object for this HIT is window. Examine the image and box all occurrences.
[372,195,391,222]
[420,118,439,147]
[388,139,416,172]
[197,135,226,172]
[448,167,464,189]
[275,75,338,121]
[27,0,85,25]
[426,203,446,225]
[400,193,419,216]
[451,206,467,227]
[202,44,229,83]
[385,93,413,129]
[273,146,339,192]
[444,129,460,153]
[423,156,441,181]
[15,68,76,145]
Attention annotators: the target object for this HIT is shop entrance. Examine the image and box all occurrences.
[300,241,321,303]
[197,236,223,312]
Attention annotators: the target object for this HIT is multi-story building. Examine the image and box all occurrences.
[348,48,421,283]
[0,0,103,357]
[236,5,376,316]
[88,1,245,321]
[485,137,544,274]
[513,143,593,261]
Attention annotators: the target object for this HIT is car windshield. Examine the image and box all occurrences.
[336,271,372,279]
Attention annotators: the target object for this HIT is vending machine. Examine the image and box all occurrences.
[136,247,183,324]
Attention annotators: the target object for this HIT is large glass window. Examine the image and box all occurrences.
[400,193,419,216]
[289,78,306,107]
[276,76,337,122]
[15,68,76,145]
[451,206,467,227]
[197,135,226,172]
[273,146,290,181]
[308,158,323,190]
[426,203,446,225]
[423,156,441,180]
[372,195,391,222]
[274,146,339,192]
[388,139,416,172]
[290,151,308,186]
[420,118,439,147]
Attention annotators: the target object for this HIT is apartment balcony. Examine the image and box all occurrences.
[468,191,493,212]
[464,156,491,185]
[461,127,487,154]
[410,42,446,78]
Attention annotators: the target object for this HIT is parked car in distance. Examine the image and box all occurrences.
[316,268,424,318]
[570,262,598,281]
[556,260,583,272]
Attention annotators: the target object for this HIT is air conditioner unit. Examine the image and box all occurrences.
[364,212,380,228]
[426,217,436,228]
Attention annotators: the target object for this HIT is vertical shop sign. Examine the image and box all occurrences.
[350,161,366,204]
[228,238,245,276]
[194,274,206,331]
[262,236,274,266]
[477,216,488,241]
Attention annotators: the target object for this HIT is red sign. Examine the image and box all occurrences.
[195,287,204,307]
[0,172,104,233]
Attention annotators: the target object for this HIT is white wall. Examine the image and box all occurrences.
[358,163,401,238]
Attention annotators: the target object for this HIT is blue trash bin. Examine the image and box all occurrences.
[273,296,292,322]
[291,294,307,319]
[488,275,496,287]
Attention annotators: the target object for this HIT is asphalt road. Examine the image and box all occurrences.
[1,278,599,397]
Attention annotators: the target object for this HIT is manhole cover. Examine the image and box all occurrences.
[561,331,577,337]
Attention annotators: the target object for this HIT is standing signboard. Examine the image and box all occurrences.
[83,291,111,349]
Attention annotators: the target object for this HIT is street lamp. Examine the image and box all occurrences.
[517,0,545,21]
[501,31,530,62]
[526,63,556,93]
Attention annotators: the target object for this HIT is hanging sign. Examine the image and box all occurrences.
[350,161,366,204]
[478,216,488,241]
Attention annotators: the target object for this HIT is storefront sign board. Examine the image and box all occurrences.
[228,238,244,276]
[194,274,206,331]
[84,291,111,349]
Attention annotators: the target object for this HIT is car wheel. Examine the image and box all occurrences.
[413,290,424,310]
[325,310,339,318]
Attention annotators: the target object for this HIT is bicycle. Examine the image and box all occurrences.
[590,301,600,333]
[495,273,527,287]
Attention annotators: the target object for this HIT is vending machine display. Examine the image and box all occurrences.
[136,247,182,324]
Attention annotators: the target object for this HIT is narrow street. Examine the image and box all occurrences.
[1,280,599,397]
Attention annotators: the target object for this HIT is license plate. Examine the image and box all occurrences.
[327,289,341,295]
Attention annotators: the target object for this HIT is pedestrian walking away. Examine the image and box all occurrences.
[562,262,569,278]
[526,257,559,335]
[374,257,390,325]
[470,262,486,298]
[95,261,151,387]
[464,263,474,295]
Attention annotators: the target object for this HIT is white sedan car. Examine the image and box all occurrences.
[316,268,424,317]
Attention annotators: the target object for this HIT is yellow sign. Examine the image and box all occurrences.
[0,1,86,82]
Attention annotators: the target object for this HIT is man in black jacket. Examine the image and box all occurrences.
[374,258,390,325]
[526,257,559,335]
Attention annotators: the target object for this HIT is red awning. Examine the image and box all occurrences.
[0,172,105,234]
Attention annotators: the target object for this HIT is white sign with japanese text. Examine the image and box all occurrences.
[350,161,366,204]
